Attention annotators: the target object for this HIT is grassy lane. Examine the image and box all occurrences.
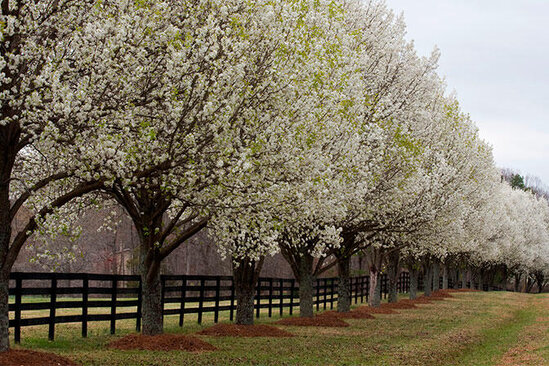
[12,292,549,365]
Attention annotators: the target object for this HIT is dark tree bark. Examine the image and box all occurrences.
[409,267,419,300]
[138,230,163,336]
[533,271,545,294]
[0,274,8,352]
[526,276,535,293]
[368,269,381,307]
[514,272,522,292]
[337,256,351,313]
[233,257,264,325]
[452,269,460,289]
[442,264,449,290]
[461,269,467,289]
[478,270,484,291]
[432,262,440,292]
[298,254,315,317]
[386,251,400,303]
[423,263,432,297]
[366,248,383,307]
[467,269,474,289]
[141,261,163,335]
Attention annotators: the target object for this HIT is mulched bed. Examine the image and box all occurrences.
[382,301,418,309]
[318,310,375,319]
[408,297,436,304]
[353,305,399,314]
[430,290,455,298]
[275,315,350,327]
[196,324,293,337]
[108,333,216,352]
[0,349,79,366]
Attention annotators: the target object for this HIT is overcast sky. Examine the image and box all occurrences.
[384,0,549,184]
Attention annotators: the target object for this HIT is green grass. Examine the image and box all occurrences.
[10,291,549,366]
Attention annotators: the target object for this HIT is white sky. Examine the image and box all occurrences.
[383,0,549,184]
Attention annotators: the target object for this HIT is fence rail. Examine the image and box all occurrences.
[8,270,505,343]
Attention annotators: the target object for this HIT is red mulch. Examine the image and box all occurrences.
[108,333,216,352]
[275,315,350,327]
[353,305,398,314]
[318,310,375,319]
[0,349,79,366]
[382,301,418,309]
[430,290,455,298]
[196,324,293,337]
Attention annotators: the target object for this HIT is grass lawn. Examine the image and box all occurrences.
[10,291,549,365]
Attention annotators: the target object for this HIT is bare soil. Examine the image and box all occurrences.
[0,349,79,366]
[197,324,293,337]
[108,333,216,352]
[276,315,350,327]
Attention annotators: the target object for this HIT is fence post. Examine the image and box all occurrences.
[14,275,22,344]
[48,276,57,341]
[214,277,220,323]
[198,279,205,324]
[279,279,284,316]
[136,278,142,332]
[179,276,186,327]
[82,274,89,338]
[110,277,117,335]
[289,279,295,315]
[268,278,273,318]
[255,279,261,319]
[229,279,235,322]
[356,277,360,303]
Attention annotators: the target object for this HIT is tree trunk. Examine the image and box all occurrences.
[141,266,163,335]
[0,275,9,352]
[298,254,314,318]
[526,276,535,293]
[0,184,12,352]
[535,274,545,293]
[432,262,440,292]
[366,248,383,307]
[514,273,522,292]
[409,268,419,300]
[423,264,432,297]
[442,264,449,290]
[478,271,484,291]
[467,269,474,289]
[453,269,460,289]
[368,269,381,307]
[461,269,467,289]
[233,258,263,325]
[139,238,163,336]
[387,251,400,303]
[337,257,351,313]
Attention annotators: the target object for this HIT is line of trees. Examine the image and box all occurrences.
[1,0,548,353]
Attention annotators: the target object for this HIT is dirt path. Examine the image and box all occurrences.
[496,295,549,366]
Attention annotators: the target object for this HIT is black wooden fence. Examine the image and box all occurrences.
[8,271,415,343]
